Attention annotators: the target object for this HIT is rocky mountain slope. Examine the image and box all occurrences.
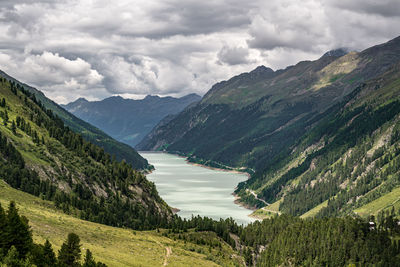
[138,36,400,218]
[62,94,200,147]
[239,60,400,218]
[138,37,400,170]
[0,70,148,169]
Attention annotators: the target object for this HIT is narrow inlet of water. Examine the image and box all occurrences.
[140,152,256,225]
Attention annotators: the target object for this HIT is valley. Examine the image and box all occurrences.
[1,32,400,266]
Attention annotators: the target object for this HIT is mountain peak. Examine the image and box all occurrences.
[144,95,161,100]
[75,97,89,103]
[250,65,274,74]
[321,48,350,59]
[180,93,201,100]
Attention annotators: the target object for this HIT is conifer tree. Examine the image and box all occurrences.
[11,120,16,134]
[42,240,56,266]
[3,110,8,126]
[58,233,81,267]
[0,203,7,254]
[5,201,32,258]
[83,249,96,267]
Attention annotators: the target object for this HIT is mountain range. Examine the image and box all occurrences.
[62,94,201,147]
[137,36,400,218]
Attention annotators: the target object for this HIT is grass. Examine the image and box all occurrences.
[0,180,240,266]
[300,200,328,219]
[354,186,400,218]
[250,209,277,220]
[250,199,281,220]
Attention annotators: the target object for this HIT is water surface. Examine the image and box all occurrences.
[140,152,256,225]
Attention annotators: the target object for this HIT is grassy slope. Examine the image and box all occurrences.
[0,76,173,230]
[0,180,242,267]
[0,70,148,170]
[247,64,400,220]
[354,186,400,217]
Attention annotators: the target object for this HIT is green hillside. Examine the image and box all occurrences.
[0,180,242,267]
[0,77,171,230]
[2,179,399,267]
[239,61,400,218]
[0,70,148,170]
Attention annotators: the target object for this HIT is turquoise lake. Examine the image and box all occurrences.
[140,152,256,225]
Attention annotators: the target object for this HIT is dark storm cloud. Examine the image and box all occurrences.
[327,0,400,18]
[0,0,399,104]
[146,0,253,38]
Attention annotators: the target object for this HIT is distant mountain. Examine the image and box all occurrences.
[0,70,149,169]
[137,36,400,218]
[62,93,201,147]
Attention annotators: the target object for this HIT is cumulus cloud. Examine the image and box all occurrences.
[218,45,252,65]
[0,0,399,104]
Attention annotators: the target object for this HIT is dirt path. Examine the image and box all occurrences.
[163,247,172,266]
[247,189,270,205]
[261,206,281,215]
[149,236,172,266]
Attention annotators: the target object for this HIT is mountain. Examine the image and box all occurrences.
[239,60,400,217]
[137,37,400,169]
[0,70,148,170]
[137,36,400,218]
[62,94,201,147]
[0,77,172,230]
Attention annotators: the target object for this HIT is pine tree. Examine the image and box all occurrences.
[82,249,96,267]
[58,233,81,267]
[3,110,8,126]
[5,201,33,258]
[42,240,56,266]
[0,203,7,254]
[11,120,17,134]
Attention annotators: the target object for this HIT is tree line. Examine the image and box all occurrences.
[0,201,105,267]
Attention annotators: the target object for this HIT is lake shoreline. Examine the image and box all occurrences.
[140,151,256,224]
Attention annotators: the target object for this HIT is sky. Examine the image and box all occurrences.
[0,0,399,104]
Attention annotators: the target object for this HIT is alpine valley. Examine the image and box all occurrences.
[138,36,400,222]
[1,36,400,266]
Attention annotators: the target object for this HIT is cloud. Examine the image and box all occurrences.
[0,51,104,101]
[217,45,252,65]
[0,0,398,104]
[247,0,329,52]
[326,0,400,18]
